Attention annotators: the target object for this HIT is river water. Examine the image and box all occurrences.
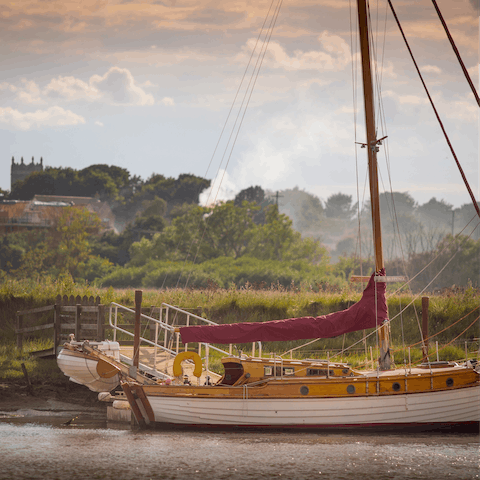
[0,413,478,480]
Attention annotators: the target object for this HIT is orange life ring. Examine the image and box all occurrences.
[173,351,203,378]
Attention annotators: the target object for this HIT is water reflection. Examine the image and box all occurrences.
[0,415,478,480]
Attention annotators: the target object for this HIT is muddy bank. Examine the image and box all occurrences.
[0,380,107,416]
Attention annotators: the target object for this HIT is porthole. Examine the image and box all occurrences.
[347,385,355,394]
[446,378,454,387]
[300,386,309,395]
[392,382,401,392]
[342,368,349,375]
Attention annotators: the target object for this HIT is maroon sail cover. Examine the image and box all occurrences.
[179,270,388,344]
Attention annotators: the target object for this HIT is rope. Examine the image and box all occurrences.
[408,304,480,347]
[420,315,479,360]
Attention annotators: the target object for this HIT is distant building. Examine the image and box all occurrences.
[0,195,116,234]
[11,156,44,190]
[33,195,116,231]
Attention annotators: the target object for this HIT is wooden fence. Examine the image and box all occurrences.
[16,295,105,356]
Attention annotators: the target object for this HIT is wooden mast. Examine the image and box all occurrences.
[357,0,391,370]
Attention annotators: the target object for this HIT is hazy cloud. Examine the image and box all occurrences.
[421,65,442,74]
[0,106,85,130]
[44,76,100,101]
[90,67,155,106]
[5,67,155,107]
[160,97,175,106]
[240,31,351,72]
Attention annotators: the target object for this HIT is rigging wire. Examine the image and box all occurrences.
[183,0,284,289]
[160,2,280,289]
[163,0,282,289]
[368,0,479,357]
[348,0,364,277]
[409,305,480,348]
[387,227,480,325]
[387,0,480,221]
[430,0,480,108]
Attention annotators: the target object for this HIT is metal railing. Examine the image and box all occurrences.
[108,302,263,380]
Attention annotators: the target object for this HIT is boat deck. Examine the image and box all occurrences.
[118,346,221,383]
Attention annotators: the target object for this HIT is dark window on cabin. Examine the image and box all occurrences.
[307,368,334,376]
[220,362,244,385]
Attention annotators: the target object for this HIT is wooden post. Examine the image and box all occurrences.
[21,363,33,396]
[16,313,23,350]
[75,304,82,341]
[97,304,105,341]
[422,296,429,363]
[133,290,142,368]
[54,304,61,353]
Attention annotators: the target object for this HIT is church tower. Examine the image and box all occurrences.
[10,156,44,190]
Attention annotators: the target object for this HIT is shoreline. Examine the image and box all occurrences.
[0,380,107,416]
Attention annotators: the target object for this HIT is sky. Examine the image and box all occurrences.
[0,0,478,209]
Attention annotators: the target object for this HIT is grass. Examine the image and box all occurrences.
[0,277,478,376]
[0,339,65,383]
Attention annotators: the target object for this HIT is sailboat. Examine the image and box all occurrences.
[116,0,480,429]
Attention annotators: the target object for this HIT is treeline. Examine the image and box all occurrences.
[8,164,210,229]
[1,165,479,291]
[275,188,479,258]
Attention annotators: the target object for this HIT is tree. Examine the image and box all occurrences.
[10,207,102,280]
[417,197,453,230]
[0,234,26,272]
[325,193,354,219]
[9,164,129,200]
[234,186,274,224]
[276,187,324,233]
[363,191,419,234]
[52,207,102,279]
[80,164,129,188]
[453,202,480,239]
[296,194,324,231]
[234,186,265,206]
[10,171,56,199]
[250,205,328,263]
[407,234,480,290]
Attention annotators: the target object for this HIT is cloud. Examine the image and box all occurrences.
[239,31,352,72]
[5,67,155,107]
[90,67,155,106]
[421,65,442,74]
[94,120,104,127]
[44,76,100,101]
[0,106,85,130]
[16,79,44,104]
[383,90,429,106]
[161,97,175,106]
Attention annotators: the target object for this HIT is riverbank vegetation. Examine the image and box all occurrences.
[0,277,478,373]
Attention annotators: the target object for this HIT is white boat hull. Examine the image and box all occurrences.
[146,385,480,427]
[57,345,120,393]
